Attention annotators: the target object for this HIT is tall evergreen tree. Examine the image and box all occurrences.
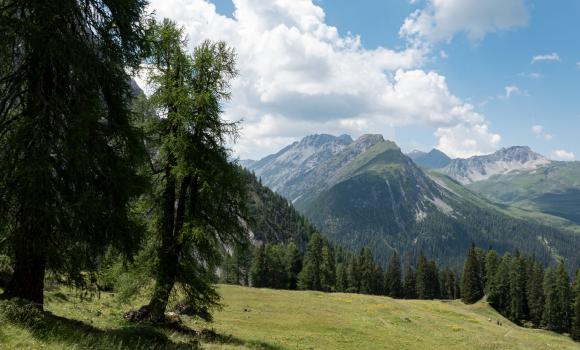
[488,253,511,313]
[285,243,302,290]
[250,245,268,288]
[461,243,483,304]
[335,263,347,292]
[403,256,417,299]
[484,249,499,294]
[385,252,403,298]
[143,20,247,321]
[571,270,580,342]
[359,248,376,295]
[0,0,148,307]
[509,252,528,323]
[320,245,336,292]
[542,262,571,333]
[526,259,545,326]
[346,255,361,293]
[298,233,323,290]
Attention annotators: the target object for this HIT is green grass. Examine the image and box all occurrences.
[2,284,579,349]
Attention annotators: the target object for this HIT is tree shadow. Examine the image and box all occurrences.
[199,329,284,350]
[2,305,197,349]
[2,300,284,349]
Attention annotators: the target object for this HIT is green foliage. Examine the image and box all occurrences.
[570,270,580,341]
[298,233,324,291]
[461,244,483,304]
[141,19,247,321]
[526,259,545,326]
[0,0,148,305]
[416,253,440,300]
[488,253,512,313]
[484,249,499,295]
[542,262,572,333]
[509,253,528,323]
[385,252,403,298]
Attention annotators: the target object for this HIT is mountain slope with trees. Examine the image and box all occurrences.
[246,135,580,269]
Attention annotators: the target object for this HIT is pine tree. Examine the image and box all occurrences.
[461,244,483,304]
[347,255,361,293]
[571,270,580,341]
[298,233,323,290]
[385,252,403,298]
[488,253,511,313]
[542,262,571,333]
[509,252,528,323]
[428,261,441,299]
[416,253,440,299]
[526,258,545,326]
[0,0,148,307]
[403,257,417,299]
[335,263,347,292]
[484,249,499,294]
[285,243,302,290]
[143,20,246,321]
[250,245,268,288]
[359,248,376,295]
[320,245,336,292]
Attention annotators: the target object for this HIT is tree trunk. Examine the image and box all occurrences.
[147,171,191,322]
[3,234,46,309]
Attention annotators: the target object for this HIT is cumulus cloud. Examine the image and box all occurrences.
[144,0,502,159]
[400,0,529,44]
[531,53,560,63]
[551,150,575,161]
[531,124,554,140]
[435,124,501,158]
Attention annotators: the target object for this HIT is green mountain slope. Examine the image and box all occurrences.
[468,161,580,227]
[295,141,580,268]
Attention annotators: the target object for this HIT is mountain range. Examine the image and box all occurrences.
[242,134,580,269]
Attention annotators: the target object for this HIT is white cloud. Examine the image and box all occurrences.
[503,85,521,99]
[436,123,501,158]
[531,53,560,63]
[520,72,541,79]
[531,124,554,141]
[439,50,448,59]
[400,0,529,44]
[144,0,501,159]
[551,150,575,161]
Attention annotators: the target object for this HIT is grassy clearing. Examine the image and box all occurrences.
[1,284,578,349]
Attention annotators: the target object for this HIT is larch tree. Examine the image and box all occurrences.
[0,0,147,307]
[142,19,247,322]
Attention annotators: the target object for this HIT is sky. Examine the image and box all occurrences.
[141,0,580,160]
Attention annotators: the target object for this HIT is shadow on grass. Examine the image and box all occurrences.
[1,299,283,349]
[202,331,284,350]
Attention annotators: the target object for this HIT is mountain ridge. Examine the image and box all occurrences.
[244,134,580,268]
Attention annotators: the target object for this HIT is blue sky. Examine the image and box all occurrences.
[146,0,580,160]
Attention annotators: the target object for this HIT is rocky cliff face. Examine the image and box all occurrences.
[441,146,550,184]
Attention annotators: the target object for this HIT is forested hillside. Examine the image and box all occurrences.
[246,134,580,270]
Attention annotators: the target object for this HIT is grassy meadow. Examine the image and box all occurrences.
[1,284,578,349]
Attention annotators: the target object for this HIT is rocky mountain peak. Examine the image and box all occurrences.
[442,146,550,184]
